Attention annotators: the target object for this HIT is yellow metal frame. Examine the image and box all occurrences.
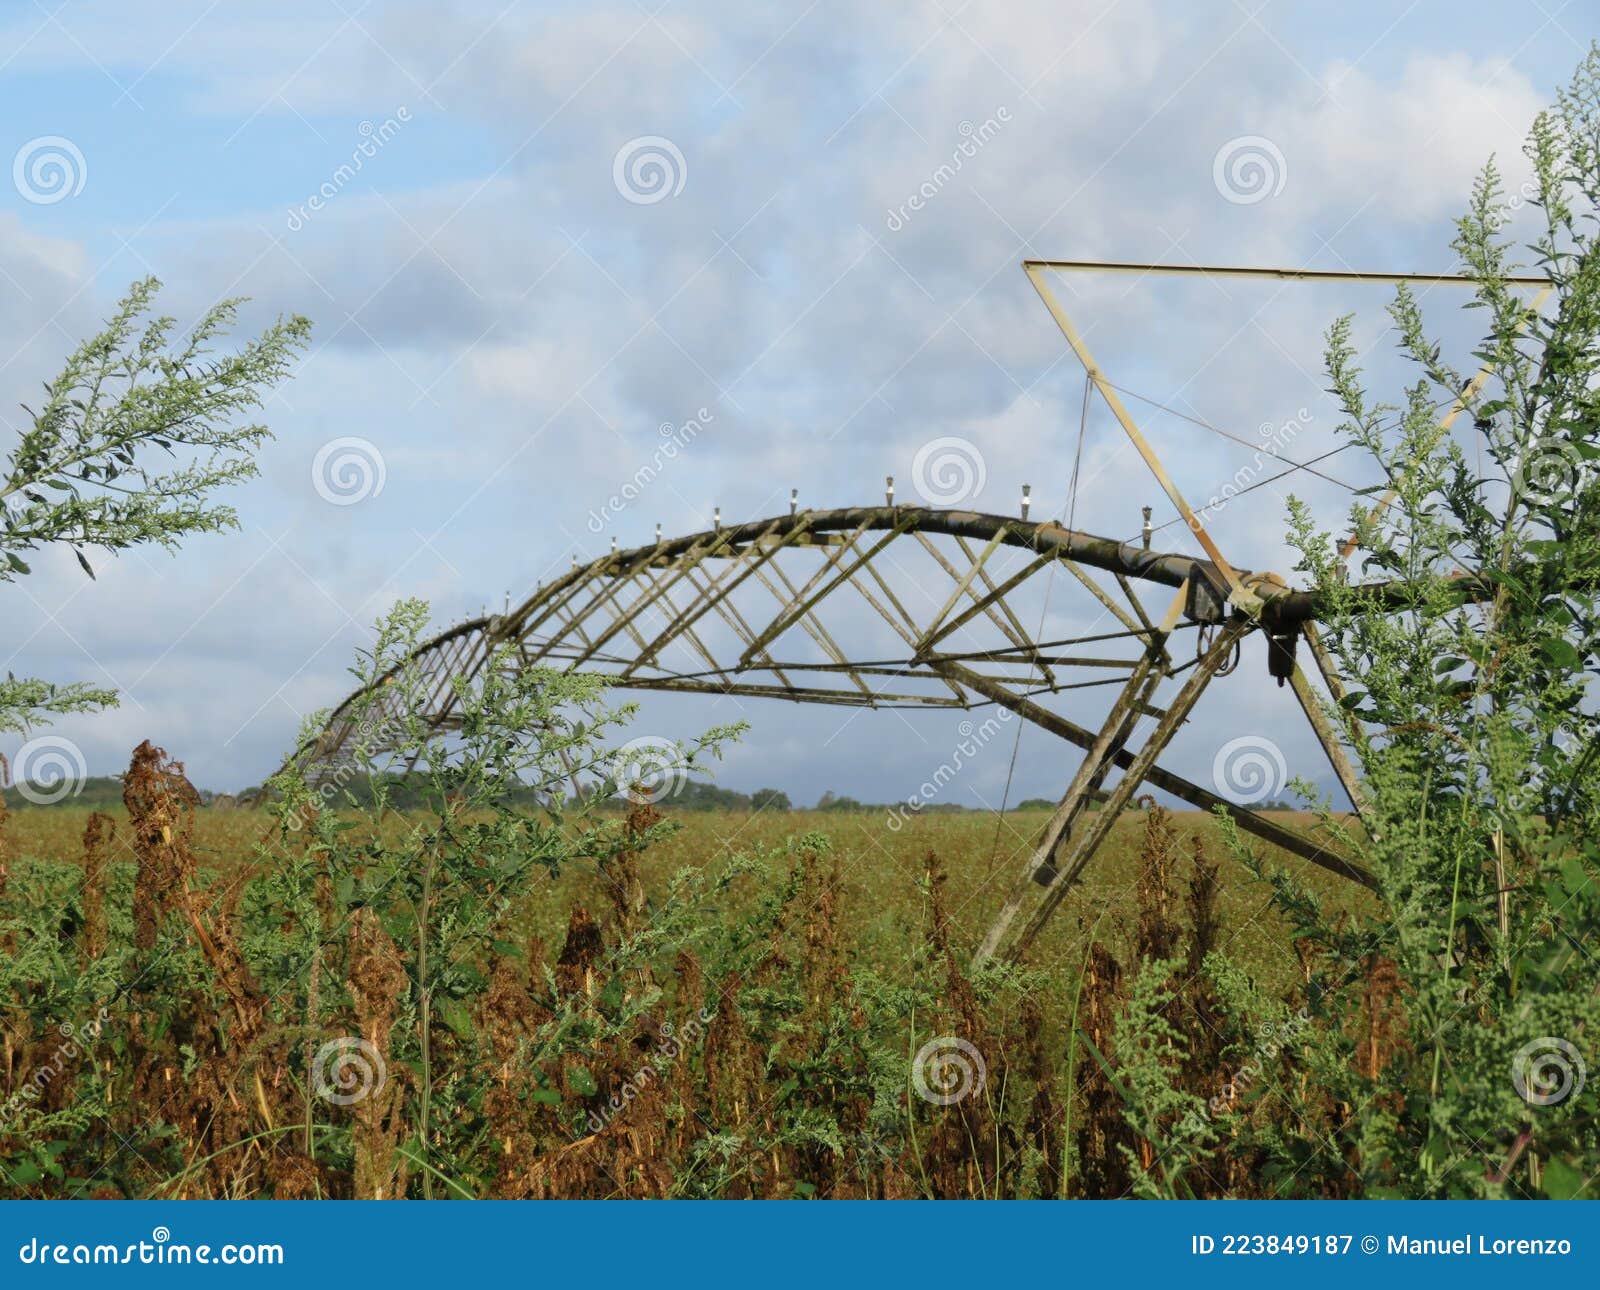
[1022,259,1552,608]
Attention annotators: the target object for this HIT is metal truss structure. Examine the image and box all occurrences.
[303,260,1551,964]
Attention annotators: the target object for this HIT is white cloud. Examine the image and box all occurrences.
[0,1,1581,807]
[1280,54,1545,221]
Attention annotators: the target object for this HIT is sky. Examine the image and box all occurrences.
[0,0,1594,811]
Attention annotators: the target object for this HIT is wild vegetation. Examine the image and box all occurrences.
[0,704,1363,1199]
[1,279,310,735]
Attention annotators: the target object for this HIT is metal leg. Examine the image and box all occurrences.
[977,617,1254,964]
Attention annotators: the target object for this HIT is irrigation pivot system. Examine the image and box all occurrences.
[304,261,1551,965]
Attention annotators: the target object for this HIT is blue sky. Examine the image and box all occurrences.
[0,0,1593,807]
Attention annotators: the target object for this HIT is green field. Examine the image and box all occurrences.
[4,801,1361,996]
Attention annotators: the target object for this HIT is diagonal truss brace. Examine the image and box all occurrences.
[975,615,1255,963]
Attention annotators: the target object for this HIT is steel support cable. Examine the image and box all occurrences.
[985,371,1098,873]
[1009,651,1204,704]
[1137,442,1362,545]
[1127,389,1486,547]
[1103,378,1359,491]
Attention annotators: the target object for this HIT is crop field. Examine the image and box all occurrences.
[3,802,1359,995]
[0,775,1376,1200]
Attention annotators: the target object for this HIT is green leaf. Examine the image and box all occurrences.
[436,997,474,1041]
[1541,638,1582,670]
[1542,1158,1588,1200]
